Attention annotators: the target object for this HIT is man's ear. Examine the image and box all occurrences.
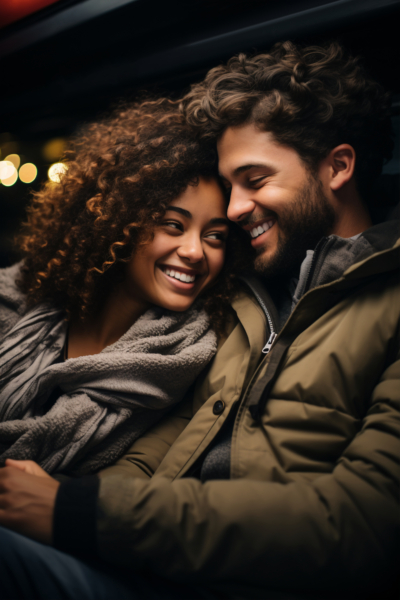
[320,144,356,192]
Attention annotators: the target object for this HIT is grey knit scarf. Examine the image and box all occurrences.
[0,265,217,475]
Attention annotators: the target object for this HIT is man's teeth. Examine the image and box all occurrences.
[250,220,274,239]
[164,268,196,283]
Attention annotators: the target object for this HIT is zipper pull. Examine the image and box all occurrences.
[262,332,277,354]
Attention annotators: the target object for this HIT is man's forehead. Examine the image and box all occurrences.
[217,125,267,175]
[218,123,270,152]
[217,125,298,177]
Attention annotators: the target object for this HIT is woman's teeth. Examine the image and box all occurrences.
[164,268,196,283]
[250,220,274,239]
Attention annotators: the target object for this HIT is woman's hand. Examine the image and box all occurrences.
[5,458,51,478]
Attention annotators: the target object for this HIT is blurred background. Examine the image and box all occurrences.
[0,0,399,267]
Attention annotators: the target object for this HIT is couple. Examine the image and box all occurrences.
[0,41,399,600]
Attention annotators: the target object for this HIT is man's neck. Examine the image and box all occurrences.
[330,191,372,238]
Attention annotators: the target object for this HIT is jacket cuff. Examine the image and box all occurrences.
[53,475,100,556]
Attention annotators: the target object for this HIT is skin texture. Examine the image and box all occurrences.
[217,124,372,275]
[67,178,229,358]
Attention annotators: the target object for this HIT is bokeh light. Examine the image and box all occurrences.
[0,160,15,179]
[48,162,67,183]
[43,138,65,162]
[19,163,37,184]
[5,153,21,169]
[0,161,18,186]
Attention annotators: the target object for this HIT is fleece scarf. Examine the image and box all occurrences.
[0,264,217,475]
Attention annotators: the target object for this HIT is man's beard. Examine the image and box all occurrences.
[251,174,336,279]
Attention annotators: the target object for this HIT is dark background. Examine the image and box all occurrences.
[0,0,399,267]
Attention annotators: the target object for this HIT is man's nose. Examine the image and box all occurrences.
[227,187,255,223]
[177,234,204,263]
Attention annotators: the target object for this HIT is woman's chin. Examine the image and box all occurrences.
[156,295,197,312]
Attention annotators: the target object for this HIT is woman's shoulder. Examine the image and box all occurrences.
[0,262,27,339]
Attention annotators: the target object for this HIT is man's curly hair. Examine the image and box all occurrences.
[16,98,250,332]
[181,41,394,203]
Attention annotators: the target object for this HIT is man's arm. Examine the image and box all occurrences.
[94,349,400,593]
[98,392,193,480]
[0,352,398,593]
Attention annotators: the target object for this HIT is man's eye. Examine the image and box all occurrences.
[249,176,266,187]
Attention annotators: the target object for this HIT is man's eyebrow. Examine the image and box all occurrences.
[233,163,270,176]
[166,206,191,218]
[219,163,270,179]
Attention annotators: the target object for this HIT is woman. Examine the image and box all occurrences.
[0,98,248,476]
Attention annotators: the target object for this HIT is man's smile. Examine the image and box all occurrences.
[248,219,275,239]
[241,218,276,247]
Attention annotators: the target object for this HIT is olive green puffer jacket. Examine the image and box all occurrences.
[97,222,400,598]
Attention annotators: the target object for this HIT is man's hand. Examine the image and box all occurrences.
[0,466,60,545]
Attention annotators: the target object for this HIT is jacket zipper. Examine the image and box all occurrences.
[247,237,331,355]
[262,332,277,354]
[242,237,335,357]
[239,278,278,355]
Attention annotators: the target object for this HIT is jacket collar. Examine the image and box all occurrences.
[310,220,400,289]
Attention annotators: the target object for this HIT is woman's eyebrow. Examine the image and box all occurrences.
[166,208,229,226]
[166,206,191,218]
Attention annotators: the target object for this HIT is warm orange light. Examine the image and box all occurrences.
[19,163,37,184]
[43,138,65,162]
[0,160,15,180]
[48,162,67,183]
[1,163,18,186]
[5,154,20,169]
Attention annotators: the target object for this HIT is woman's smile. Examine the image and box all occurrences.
[157,264,201,289]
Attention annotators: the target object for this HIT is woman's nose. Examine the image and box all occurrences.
[177,234,204,263]
[227,187,256,223]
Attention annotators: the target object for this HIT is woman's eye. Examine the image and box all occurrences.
[163,221,183,232]
[205,232,226,242]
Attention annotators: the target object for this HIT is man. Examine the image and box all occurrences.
[0,41,399,600]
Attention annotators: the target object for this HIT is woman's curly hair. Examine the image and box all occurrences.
[16,98,251,332]
[181,41,394,203]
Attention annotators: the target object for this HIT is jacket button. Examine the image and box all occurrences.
[213,400,225,415]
